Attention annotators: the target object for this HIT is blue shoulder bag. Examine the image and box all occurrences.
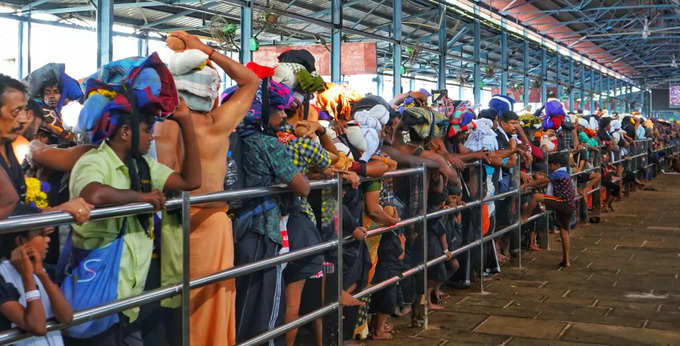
[57,218,128,338]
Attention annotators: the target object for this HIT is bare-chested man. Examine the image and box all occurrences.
[153,31,260,346]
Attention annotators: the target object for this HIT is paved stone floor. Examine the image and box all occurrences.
[372,174,680,346]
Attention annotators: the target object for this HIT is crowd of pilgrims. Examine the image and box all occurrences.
[0,30,679,346]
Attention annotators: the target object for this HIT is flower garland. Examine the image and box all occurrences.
[24,177,50,209]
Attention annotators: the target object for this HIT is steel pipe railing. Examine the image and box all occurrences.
[1,143,678,345]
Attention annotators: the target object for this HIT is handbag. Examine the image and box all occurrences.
[57,218,128,338]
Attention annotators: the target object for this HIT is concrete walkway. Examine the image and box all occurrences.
[372,174,680,346]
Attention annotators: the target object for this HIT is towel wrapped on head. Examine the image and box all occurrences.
[78,53,178,144]
[168,49,221,113]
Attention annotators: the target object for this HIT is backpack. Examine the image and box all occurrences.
[225,78,277,241]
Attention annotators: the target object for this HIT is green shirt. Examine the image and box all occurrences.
[578,131,599,147]
[69,142,173,322]
[242,133,298,244]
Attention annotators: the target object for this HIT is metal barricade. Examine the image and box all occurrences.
[0,143,677,345]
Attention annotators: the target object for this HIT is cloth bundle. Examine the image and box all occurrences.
[464,118,498,151]
[168,49,221,113]
[447,100,476,137]
[542,99,566,130]
[78,53,178,145]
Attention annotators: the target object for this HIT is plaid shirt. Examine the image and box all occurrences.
[557,129,575,151]
[282,125,332,223]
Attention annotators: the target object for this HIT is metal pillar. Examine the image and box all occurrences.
[331,0,342,83]
[376,72,384,97]
[438,4,447,90]
[392,0,402,97]
[473,14,481,106]
[540,47,547,103]
[580,63,586,111]
[640,82,645,114]
[239,1,252,64]
[568,56,574,112]
[409,75,416,91]
[137,35,148,57]
[96,0,113,68]
[555,53,562,99]
[181,191,190,346]
[590,68,595,112]
[606,77,612,111]
[17,21,25,79]
[500,27,508,94]
[523,37,529,107]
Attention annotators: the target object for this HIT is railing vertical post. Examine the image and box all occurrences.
[544,150,550,250]
[336,174,344,346]
[181,191,191,346]
[421,164,428,330]
[478,160,484,293]
[515,155,522,269]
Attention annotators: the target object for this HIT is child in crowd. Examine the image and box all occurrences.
[600,151,622,212]
[0,226,73,346]
[524,153,576,267]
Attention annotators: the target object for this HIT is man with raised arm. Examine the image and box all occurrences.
[153,31,260,346]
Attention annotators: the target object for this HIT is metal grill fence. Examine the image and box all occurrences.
[0,140,677,345]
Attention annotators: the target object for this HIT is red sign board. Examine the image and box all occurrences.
[252,42,377,76]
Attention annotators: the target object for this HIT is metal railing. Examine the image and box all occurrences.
[0,142,677,345]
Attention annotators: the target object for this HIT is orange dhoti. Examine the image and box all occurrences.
[189,206,236,346]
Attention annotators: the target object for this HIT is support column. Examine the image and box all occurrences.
[376,71,383,97]
[555,53,562,99]
[239,1,252,64]
[523,36,529,107]
[640,83,645,113]
[438,4,447,90]
[473,13,481,106]
[580,63,585,111]
[606,77,611,111]
[137,34,149,57]
[568,55,574,112]
[96,0,113,68]
[392,0,402,97]
[590,68,595,112]
[540,46,547,103]
[500,26,508,94]
[331,0,342,83]
[17,21,25,79]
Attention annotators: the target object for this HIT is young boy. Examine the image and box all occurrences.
[525,153,576,267]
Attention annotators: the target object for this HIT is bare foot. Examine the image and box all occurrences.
[341,291,365,307]
[559,260,571,268]
[394,305,411,317]
[436,290,450,302]
[428,303,444,310]
[529,245,542,251]
[371,331,393,340]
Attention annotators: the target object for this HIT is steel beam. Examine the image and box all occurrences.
[393,0,402,97]
[438,4,447,90]
[96,0,113,68]
[331,0,342,83]
[239,1,252,64]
